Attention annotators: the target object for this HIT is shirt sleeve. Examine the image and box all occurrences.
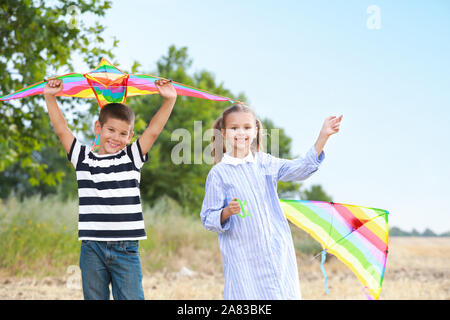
[200,169,231,233]
[129,139,149,169]
[67,137,84,168]
[266,146,325,182]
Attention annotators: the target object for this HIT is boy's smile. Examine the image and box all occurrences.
[94,118,134,155]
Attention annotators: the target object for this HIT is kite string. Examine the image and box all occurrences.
[319,202,335,295]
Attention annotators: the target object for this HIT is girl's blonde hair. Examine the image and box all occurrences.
[211,103,263,164]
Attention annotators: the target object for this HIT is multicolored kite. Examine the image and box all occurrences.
[280,199,389,300]
[0,58,236,106]
[0,58,236,150]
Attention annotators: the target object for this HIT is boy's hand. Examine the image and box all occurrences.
[155,79,177,100]
[43,78,73,154]
[43,79,63,96]
[138,78,177,156]
[320,115,343,137]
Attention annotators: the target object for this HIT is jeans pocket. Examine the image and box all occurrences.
[123,241,139,256]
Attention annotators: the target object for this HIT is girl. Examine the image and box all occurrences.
[200,103,342,299]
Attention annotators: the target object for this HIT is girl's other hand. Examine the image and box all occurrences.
[221,198,241,223]
[227,198,242,215]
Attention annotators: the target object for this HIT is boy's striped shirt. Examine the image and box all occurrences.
[68,137,148,241]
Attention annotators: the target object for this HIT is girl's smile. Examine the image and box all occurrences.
[222,112,257,158]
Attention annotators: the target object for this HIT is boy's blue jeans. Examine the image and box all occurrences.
[79,240,145,300]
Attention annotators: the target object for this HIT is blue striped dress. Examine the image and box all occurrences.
[200,146,325,299]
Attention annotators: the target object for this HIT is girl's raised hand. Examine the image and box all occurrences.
[320,115,343,137]
[43,79,63,96]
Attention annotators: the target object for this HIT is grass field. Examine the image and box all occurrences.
[0,196,448,300]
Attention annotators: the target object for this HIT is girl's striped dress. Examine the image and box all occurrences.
[200,147,324,299]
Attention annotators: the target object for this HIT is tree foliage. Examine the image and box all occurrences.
[390,226,449,237]
[302,184,333,202]
[0,0,115,197]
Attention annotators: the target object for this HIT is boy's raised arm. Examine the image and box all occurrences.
[43,79,74,154]
[138,79,177,156]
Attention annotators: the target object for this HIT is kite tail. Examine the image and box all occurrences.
[320,250,330,295]
[92,134,100,152]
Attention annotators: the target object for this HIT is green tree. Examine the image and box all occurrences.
[422,228,437,237]
[0,0,115,198]
[261,119,303,199]
[302,184,333,202]
[390,226,410,237]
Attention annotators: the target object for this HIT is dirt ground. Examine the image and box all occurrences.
[0,237,448,300]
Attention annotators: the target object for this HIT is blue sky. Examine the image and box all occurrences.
[77,0,449,233]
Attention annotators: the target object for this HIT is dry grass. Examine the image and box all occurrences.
[0,236,448,300]
[1,195,448,299]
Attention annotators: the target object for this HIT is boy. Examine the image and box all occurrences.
[43,78,177,299]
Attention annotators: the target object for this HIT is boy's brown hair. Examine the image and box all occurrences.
[98,103,135,129]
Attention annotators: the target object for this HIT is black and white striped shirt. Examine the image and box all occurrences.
[68,138,148,241]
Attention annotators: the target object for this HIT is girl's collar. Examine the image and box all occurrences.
[221,151,255,166]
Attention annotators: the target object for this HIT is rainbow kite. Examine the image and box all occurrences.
[0,58,236,150]
[0,58,236,106]
[280,199,389,300]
